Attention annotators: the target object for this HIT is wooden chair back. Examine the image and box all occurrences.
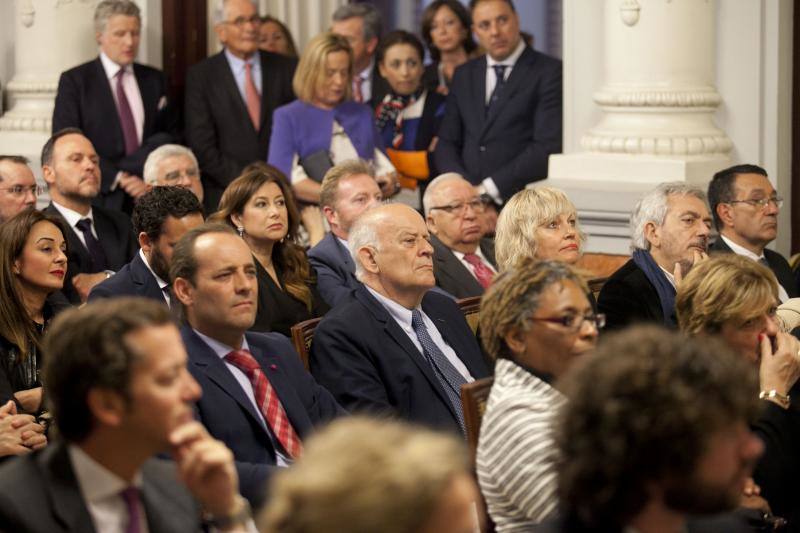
[588,277,609,302]
[461,377,496,533]
[576,252,629,279]
[457,295,482,334]
[289,317,322,370]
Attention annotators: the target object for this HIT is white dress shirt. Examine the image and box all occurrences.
[720,234,790,303]
[100,52,144,144]
[452,247,497,282]
[355,59,375,103]
[224,49,263,103]
[50,200,98,249]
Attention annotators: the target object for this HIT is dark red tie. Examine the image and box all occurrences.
[225,349,303,458]
[463,253,494,289]
[115,69,139,155]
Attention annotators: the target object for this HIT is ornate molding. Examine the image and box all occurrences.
[593,89,722,108]
[619,0,641,26]
[581,134,733,155]
[5,80,59,94]
[19,0,35,27]
[0,113,52,133]
[55,0,97,8]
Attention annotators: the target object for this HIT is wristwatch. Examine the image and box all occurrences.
[759,389,790,409]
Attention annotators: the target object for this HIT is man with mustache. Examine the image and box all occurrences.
[598,182,712,330]
[310,204,490,434]
[707,164,797,301]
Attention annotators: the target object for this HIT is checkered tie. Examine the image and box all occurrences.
[410,309,466,433]
[225,349,303,458]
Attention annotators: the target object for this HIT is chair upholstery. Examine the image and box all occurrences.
[289,317,322,370]
[461,377,495,533]
[588,276,609,303]
[576,252,629,279]
[457,295,482,335]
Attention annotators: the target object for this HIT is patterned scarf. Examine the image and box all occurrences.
[374,87,424,148]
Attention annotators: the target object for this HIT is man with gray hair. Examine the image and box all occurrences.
[331,3,390,109]
[310,203,489,434]
[0,156,40,223]
[598,182,712,330]
[143,144,204,203]
[53,0,176,214]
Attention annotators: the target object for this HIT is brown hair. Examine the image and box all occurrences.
[261,15,299,57]
[319,159,376,209]
[421,0,478,61]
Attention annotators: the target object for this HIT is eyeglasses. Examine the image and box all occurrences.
[223,15,261,28]
[428,199,486,215]
[162,168,199,183]
[0,185,43,197]
[529,313,606,332]
[727,197,783,210]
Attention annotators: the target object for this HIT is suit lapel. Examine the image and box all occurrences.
[471,58,488,131]
[41,443,97,533]
[214,52,256,136]
[141,461,199,533]
[131,253,167,301]
[432,235,483,296]
[482,48,535,135]
[46,204,93,267]
[480,238,498,269]
[132,63,156,136]
[333,236,354,273]
[93,58,124,148]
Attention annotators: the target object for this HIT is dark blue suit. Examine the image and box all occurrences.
[307,233,361,308]
[181,327,344,505]
[87,252,166,304]
[709,237,798,299]
[309,286,490,433]
[434,46,562,201]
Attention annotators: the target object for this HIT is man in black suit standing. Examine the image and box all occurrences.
[434,0,562,204]
[185,0,296,212]
[42,128,138,304]
[707,164,797,301]
[52,0,176,213]
[89,186,204,306]
[310,204,490,434]
[424,173,497,299]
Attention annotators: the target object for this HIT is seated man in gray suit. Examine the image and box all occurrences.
[424,173,496,299]
[0,298,253,532]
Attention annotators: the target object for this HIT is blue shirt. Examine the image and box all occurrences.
[224,49,263,103]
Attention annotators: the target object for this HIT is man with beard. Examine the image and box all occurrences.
[598,182,711,330]
[535,326,764,533]
[89,186,204,306]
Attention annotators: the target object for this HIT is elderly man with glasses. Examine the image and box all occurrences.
[708,164,796,301]
[423,173,497,299]
[0,156,41,223]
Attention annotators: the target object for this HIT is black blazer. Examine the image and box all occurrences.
[597,259,664,331]
[431,234,496,299]
[367,62,392,110]
[44,203,138,304]
[52,58,176,211]
[87,251,166,304]
[434,46,562,201]
[0,442,204,533]
[307,233,361,308]
[309,286,490,433]
[184,50,297,211]
[709,237,798,298]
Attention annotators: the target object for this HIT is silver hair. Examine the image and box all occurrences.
[630,182,708,251]
[332,3,383,42]
[143,144,199,185]
[212,0,258,26]
[94,0,141,34]
[348,208,389,282]
[422,173,469,215]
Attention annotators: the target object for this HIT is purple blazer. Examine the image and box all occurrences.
[267,100,381,178]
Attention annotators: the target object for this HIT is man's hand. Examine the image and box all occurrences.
[759,331,800,401]
[72,272,109,302]
[376,173,399,198]
[119,173,149,199]
[673,249,708,287]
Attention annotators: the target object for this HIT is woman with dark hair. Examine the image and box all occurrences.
[259,15,299,58]
[421,0,479,94]
[211,165,328,336]
[0,209,69,415]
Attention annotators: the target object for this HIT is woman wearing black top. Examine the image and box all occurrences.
[420,0,479,95]
[211,165,328,336]
[0,210,69,414]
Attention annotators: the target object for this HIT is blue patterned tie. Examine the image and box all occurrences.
[411,309,467,433]
[486,64,508,113]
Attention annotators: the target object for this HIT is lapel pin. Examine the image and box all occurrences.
[270,364,278,370]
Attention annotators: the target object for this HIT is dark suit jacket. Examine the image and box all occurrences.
[431,234,496,299]
[309,286,490,433]
[52,58,176,211]
[597,258,664,331]
[181,327,344,505]
[44,203,138,304]
[307,233,361,308]
[434,46,562,201]
[184,50,297,211]
[0,442,203,533]
[87,251,166,304]
[367,62,391,110]
[709,237,798,298]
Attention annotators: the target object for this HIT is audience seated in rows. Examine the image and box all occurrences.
[434,0,562,203]
[267,32,397,205]
[0,156,39,224]
[259,417,481,533]
[707,163,797,300]
[310,204,489,434]
[170,223,344,505]
[53,0,176,214]
[477,259,600,529]
[210,165,329,337]
[0,298,254,531]
[89,186,204,306]
[308,159,383,307]
[259,15,298,58]
[676,254,800,527]
[420,0,480,95]
[186,0,297,211]
[143,144,204,203]
[0,400,46,459]
[598,182,711,330]
[423,173,496,299]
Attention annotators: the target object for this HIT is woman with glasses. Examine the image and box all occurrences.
[477,259,601,529]
[420,0,479,95]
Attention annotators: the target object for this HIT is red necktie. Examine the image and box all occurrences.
[352,74,364,103]
[244,63,261,131]
[463,253,494,289]
[115,69,139,155]
[225,349,302,458]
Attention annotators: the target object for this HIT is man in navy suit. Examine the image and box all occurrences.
[89,186,204,305]
[310,204,490,434]
[171,223,344,506]
[434,0,562,203]
[309,159,383,307]
[52,0,176,213]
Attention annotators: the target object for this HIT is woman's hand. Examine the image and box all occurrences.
[300,206,326,247]
[758,331,800,403]
[13,387,42,415]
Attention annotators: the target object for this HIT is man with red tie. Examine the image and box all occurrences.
[423,173,497,299]
[171,223,345,506]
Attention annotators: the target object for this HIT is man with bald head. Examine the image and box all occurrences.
[424,173,497,298]
[310,204,489,434]
[0,156,40,223]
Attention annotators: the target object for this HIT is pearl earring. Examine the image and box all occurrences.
[237,226,244,238]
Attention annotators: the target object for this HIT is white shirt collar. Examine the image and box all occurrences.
[68,444,143,504]
[192,328,250,360]
[138,249,169,289]
[719,234,765,262]
[365,285,418,329]
[486,39,525,69]
[658,265,677,289]
[99,51,130,80]
[357,57,375,81]
[51,200,93,229]
[225,48,259,71]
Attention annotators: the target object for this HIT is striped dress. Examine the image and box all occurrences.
[476,358,566,531]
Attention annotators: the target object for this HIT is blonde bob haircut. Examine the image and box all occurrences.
[494,187,585,271]
[293,32,354,104]
[675,254,778,335]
